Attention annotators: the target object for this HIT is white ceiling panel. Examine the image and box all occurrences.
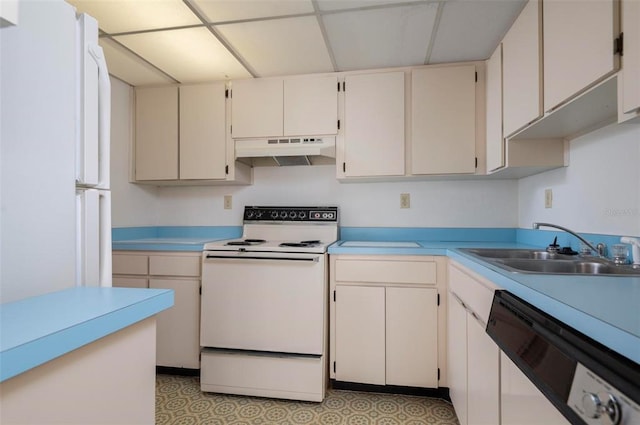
[114,28,252,83]
[323,3,438,71]
[67,0,201,33]
[99,38,175,86]
[317,0,431,12]
[428,0,526,63]
[193,0,314,22]
[217,16,334,77]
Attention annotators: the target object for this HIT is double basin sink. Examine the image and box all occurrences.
[460,248,640,276]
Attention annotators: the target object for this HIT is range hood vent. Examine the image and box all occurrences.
[235,137,336,167]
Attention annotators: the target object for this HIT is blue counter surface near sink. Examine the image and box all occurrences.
[0,287,174,382]
[329,239,640,365]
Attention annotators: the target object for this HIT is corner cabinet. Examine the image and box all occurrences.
[113,251,201,369]
[329,255,447,389]
[411,64,477,175]
[134,84,251,185]
[338,72,405,178]
[230,75,338,139]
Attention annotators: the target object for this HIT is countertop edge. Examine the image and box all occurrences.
[0,288,174,382]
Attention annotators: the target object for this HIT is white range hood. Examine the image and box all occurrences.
[235,136,336,166]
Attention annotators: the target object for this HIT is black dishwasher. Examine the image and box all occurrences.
[486,290,640,425]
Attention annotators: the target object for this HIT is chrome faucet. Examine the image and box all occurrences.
[532,222,606,257]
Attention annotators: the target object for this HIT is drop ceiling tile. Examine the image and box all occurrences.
[217,16,333,77]
[114,27,251,83]
[67,0,201,34]
[428,0,526,63]
[317,0,429,12]
[193,0,314,22]
[322,4,438,71]
[99,38,175,86]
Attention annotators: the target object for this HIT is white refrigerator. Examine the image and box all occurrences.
[0,0,112,304]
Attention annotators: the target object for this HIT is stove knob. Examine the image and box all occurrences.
[270,211,278,219]
[289,211,296,218]
[280,211,287,219]
[299,211,307,220]
[582,393,621,425]
[255,211,263,219]
[246,210,255,219]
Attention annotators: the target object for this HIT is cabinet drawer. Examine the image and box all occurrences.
[149,255,200,277]
[449,263,497,323]
[112,254,148,275]
[112,276,149,289]
[335,259,436,284]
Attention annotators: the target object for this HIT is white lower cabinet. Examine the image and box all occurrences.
[501,353,571,425]
[330,255,445,389]
[112,251,201,369]
[447,261,500,425]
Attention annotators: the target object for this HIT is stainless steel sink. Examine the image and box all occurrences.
[459,248,640,276]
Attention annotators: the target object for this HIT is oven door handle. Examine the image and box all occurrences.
[205,254,319,263]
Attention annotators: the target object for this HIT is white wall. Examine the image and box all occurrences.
[154,168,518,227]
[518,123,640,236]
[110,77,158,227]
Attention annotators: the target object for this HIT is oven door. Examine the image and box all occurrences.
[201,251,326,355]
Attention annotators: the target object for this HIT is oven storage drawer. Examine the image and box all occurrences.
[201,349,325,402]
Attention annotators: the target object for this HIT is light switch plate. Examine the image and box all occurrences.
[400,193,410,209]
[224,195,232,210]
[544,189,553,208]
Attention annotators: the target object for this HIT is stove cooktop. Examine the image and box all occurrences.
[205,239,333,254]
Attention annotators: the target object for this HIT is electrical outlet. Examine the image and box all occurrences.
[224,195,232,210]
[544,189,553,208]
[400,193,410,209]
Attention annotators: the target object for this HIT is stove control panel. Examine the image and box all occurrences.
[244,206,338,223]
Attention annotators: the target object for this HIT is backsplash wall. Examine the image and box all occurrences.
[518,123,640,237]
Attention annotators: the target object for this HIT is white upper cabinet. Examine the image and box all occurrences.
[341,71,405,178]
[135,86,178,181]
[179,83,226,180]
[502,0,542,137]
[543,0,619,112]
[231,78,283,139]
[485,45,504,173]
[284,76,338,136]
[619,0,640,122]
[411,64,476,175]
[231,75,338,139]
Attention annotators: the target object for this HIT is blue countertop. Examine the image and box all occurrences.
[329,240,640,365]
[0,287,174,382]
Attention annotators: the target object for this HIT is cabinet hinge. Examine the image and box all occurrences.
[225,89,229,98]
[337,120,341,130]
[437,293,440,306]
[438,368,440,381]
[342,81,346,92]
[615,33,624,56]
[475,71,478,82]
[225,165,229,175]
[333,361,336,373]
[475,157,478,169]
[342,162,346,173]
[333,290,336,302]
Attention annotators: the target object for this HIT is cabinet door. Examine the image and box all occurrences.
[179,84,226,180]
[543,0,619,112]
[620,0,640,119]
[501,353,571,425]
[411,65,476,175]
[135,87,178,180]
[448,293,468,425]
[485,45,504,173]
[231,78,283,138]
[502,0,542,137]
[150,278,201,369]
[284,76,338,136]
[335,285,385,385]
[343,72,405,177]
[467,315,499,425]
[386,287,438,387]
